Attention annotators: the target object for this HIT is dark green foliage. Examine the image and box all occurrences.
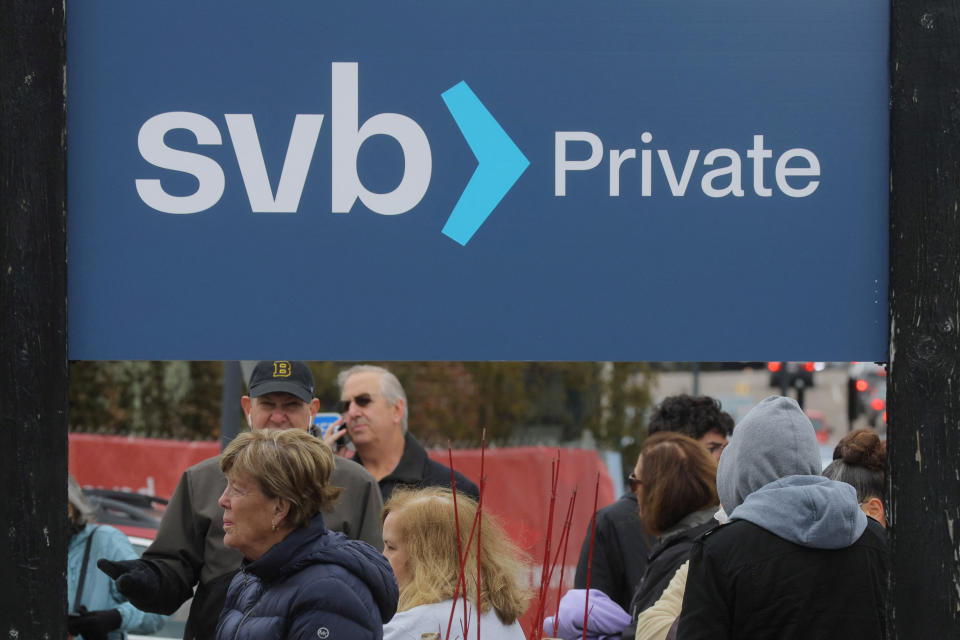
[69,361,223,439]
[70,361,656,450]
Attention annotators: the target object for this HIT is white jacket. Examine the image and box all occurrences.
[635,561,688,640]
[384,599,526,640]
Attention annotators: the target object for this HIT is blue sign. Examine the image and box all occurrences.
[312,412,343,439]
[67,1,889,361]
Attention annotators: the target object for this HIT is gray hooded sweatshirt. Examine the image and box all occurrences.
[717,395,867,548]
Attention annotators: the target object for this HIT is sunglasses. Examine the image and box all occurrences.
[628,472,642,492]
[337,393,373,414]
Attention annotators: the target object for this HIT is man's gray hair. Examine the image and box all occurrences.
[337,364,408,432]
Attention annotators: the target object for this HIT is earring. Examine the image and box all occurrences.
[271,521,278,532]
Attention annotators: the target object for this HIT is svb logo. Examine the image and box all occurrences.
[135,63,528,246]
[136,62,820,246]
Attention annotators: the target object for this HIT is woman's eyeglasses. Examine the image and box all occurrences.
[628,472,642,492]
[337,393,373,414]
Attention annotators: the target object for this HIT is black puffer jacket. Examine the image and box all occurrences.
[216,514,398,640]
[620,508,716,639]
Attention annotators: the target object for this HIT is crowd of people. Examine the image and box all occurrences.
[70,361,888,640]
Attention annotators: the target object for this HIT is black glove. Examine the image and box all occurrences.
[67,607,121,640]
[97,558,160,608]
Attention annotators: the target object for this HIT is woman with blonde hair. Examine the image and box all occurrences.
[381,487,530,640]
[215,428,398,640]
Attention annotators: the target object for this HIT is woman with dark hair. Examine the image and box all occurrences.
[822,428,886,527]
[214,428,398,640]
[623,432,719,639]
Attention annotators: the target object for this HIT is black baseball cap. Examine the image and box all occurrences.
[248,361,315,402]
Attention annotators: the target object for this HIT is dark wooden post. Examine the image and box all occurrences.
[221,361,243,449]
[889,1,960,636]
[0,1,69,637]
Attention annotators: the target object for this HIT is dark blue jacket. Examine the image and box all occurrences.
[216,514,398,640]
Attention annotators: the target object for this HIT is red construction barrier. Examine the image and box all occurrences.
[69,433,219,497]
[69,434,616,636]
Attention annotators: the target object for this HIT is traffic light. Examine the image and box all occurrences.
[847,376,864,425]
[768,362,817,409]
[847,363,887,429]
[768,362,816,390]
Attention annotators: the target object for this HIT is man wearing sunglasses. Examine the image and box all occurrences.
[572,394,735,612]
[98,360,383,640]
[337,364,479,502]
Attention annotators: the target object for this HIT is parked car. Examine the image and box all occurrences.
[82,488,166,537]
[82,488,190,640]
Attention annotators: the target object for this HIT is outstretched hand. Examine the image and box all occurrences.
[97,558,160,606]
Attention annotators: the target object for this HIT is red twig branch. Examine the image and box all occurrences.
[449,442,463,566]
[446,442,467,640]
[446,436,490,640]
[552,488,578,637]
[532,453,562,640]
[581,472,601,640]
[446,500,481,640]
[542,488,576,600]
[475,429,486,640]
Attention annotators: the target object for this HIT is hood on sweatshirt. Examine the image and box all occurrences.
[729,475,868,549]
[716,395,822,513]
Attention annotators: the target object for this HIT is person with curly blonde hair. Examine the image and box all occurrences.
[381,487,530,640]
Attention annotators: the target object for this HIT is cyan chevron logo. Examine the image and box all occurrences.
[135,63,529,246]
[441,81,530,245]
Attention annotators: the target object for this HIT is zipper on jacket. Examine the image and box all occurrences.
[233,572,264,640]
